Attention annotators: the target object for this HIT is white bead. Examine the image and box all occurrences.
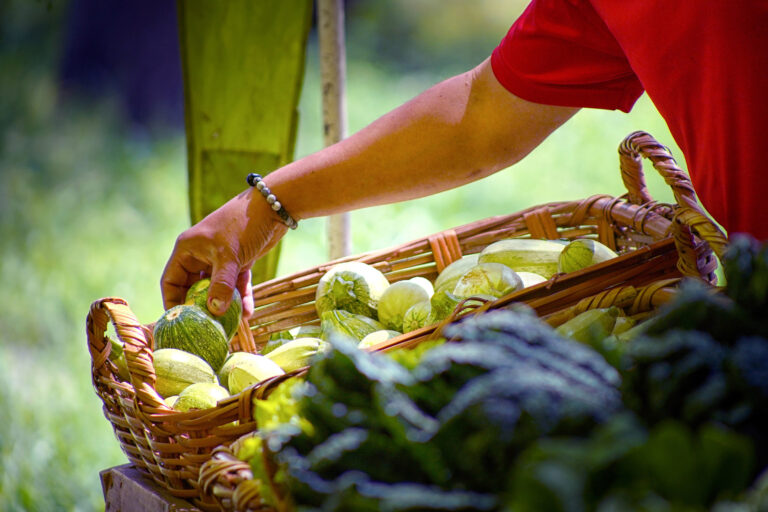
[272,201,281,211]
[266,194,276,204]
[256,181,265,190]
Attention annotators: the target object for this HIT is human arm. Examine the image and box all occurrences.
[160,56,579,315]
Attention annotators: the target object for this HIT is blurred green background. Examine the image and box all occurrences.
[0,0,683,510]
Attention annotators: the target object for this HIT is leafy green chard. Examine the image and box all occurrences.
[505,413,756,511]
[261,309,622,510]
[722,233,768,318]
[618,234,768,476]
[253,377,312,434]
[385,337,446,370]
[235,378,312,510]
[621,329,731,425]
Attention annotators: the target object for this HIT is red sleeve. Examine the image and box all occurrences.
[491,0,644,113]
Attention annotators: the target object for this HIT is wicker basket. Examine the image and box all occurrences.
[87,131,726,510]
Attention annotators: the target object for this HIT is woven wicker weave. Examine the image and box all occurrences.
[87,131,727,510]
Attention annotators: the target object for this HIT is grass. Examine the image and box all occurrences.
[0,100,188,510]
[0,4,688,511]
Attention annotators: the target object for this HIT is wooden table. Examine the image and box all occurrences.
[100,465,202,512]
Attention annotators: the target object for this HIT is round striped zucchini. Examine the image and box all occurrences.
[153,304,229,372]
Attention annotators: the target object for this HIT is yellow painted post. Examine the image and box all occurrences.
[176,0,312,283]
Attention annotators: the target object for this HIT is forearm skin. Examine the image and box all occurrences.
[259,57,578,221]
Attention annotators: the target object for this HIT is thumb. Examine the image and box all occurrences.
[207,260,240,316]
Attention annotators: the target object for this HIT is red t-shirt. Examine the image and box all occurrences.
[491,0,768,240]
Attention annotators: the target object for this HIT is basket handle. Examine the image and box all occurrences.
[619,131,728,263]
[619,130,703,211]
[86,297,166,411]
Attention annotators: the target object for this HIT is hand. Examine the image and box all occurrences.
[160,187,288,318]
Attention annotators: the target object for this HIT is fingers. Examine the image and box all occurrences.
[207,257,241,315]
[160,246,209,310]
[237,269,254,319]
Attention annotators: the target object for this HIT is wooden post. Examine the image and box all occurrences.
[318,0,351,260]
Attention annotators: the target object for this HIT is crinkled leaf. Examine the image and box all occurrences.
[730,336,768,396]
[443,310,620,388]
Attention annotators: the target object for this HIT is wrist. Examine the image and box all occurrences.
[246,173,299,229]
[242,185,290,258]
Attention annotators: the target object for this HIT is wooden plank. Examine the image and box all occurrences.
[176,0,312,283]
[100,464,201,512]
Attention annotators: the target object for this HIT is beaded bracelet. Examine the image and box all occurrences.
[246,173,298,229]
